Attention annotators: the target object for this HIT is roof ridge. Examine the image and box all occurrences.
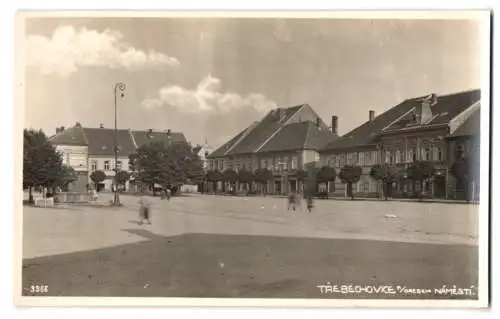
[224,119,261,155]
[129,129,138,148]
[254,104,307,152]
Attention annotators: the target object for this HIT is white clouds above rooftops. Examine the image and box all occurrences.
[142,74,277,114]
[25,25,180,78]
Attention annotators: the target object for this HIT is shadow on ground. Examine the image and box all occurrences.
[22,230,478,299]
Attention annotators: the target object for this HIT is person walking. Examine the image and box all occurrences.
[306,194,314,212]
[287,190,297,212]
[166,188,172,201]
[138,195,152,225]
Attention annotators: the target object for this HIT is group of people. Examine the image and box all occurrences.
[287,190,314,212]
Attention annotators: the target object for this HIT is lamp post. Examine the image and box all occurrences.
[113,82,126,206]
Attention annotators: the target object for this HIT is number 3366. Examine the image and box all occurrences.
[30,285,48,293]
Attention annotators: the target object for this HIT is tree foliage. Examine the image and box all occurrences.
[90,170,106,185]
[115,170,130,186]
[223,168,238,184]
[129,141,204,189]
[237,168,255,184]
[58,165,78,188]
[316,166,336,183]
[295,169,308,182]
[406,161,437,200]
[23,129,63,190]
[339,165,362,200]
[253,168,273,194]
[370,164,402,200]
[206,169,224,182]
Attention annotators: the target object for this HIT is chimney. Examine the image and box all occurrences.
[369,110,375,121]
[315,117,320,127]
[331,115,338,135]
[61,126,65,131]
[167,129,171,135]
[56,127,61,134]
[99,124,104,128]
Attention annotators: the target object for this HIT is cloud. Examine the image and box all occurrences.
[142,74,277,114]
[26,25,180,78]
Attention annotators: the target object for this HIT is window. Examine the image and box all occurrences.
[248,164,253,171]
[291,157,298,169]
[437,147,443,161]
[104,161,110,171]
[262,159,267,169]
[359,152,365,166]
[116,161,122,170]
[456,144,465,159]
[283,157,289,170]
[395,150,401,164]
[385,151,391,164]
[91,160,97,172]
[363,182,369,193]
[219,161,224,170]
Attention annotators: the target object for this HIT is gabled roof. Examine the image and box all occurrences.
[207,123,258,158]
[132,130,187,148]
[449,107,481,138]
[258,121,337,153]
[321,89,481,152]
[83,128,137,156]
[49,126,87,146]
[322,99,418,151]
[49,124,187,157]
[384,89,481,132]
[224,105,304,156]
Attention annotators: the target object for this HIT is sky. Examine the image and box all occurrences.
[22,16,484,148]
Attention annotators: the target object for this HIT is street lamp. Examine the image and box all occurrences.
[113,82,126,206]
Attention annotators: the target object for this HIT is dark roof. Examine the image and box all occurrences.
[449,107,481,138]
[384,89,481,131]
[132,130,187,148]
[321,89,481,152]
[207,124,256,158]
[224,105,303,156]
[49,126,87,146]
[49,124,187,156]
[83,128,137,156]
[258,121,337,153]
[322,99,417,151]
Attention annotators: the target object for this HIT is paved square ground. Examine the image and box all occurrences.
[21,194,479,299]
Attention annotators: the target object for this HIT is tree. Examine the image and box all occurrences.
[370,164,403,200]
[57,165,78,191]
[23,129,64,203]
[129,141,203,194]
[406,161,437,201]
[90,170,106,191]
[254,168,273,195]
[115,170,130,191]
[339,165,362,200]
[223,168,238,193]
[206,169,224,193]
[237,168,255,192]
[450,156,479,202]
[316,166,336,193]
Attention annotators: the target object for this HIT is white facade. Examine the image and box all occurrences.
[55,145,89,171]
[89,155,131,191]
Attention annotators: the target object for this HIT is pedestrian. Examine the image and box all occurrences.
[287,190,297,212]
[166,188,172,201]
[138,195,152,225]
[306,194,314,212]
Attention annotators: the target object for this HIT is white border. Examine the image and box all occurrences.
[5,5,493,314]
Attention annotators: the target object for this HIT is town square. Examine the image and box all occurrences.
[19,14,487,304]
[22,192,478,298]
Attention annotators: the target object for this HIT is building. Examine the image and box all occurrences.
[446,107,481,200]
[49,123,187,192]
[206,104,338,194]
[320,89,481,199]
